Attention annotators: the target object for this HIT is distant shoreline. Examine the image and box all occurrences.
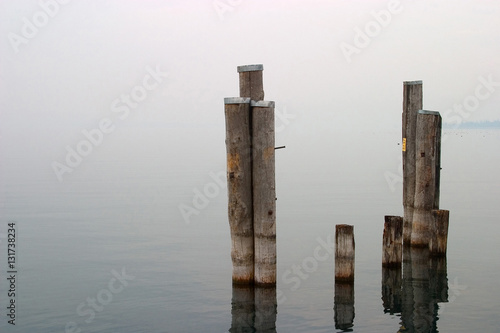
[443,121,500,130]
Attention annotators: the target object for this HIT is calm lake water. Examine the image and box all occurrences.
[0,128,499,332]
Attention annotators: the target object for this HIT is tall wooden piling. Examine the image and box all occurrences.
[402,81,423,245]
[335,224,355,283]
[238,64,264,100]
[252,100,276,286]
[429,209,449,256]
[382,216,403,267]
[411,110,442,247]
[225,97,254,284]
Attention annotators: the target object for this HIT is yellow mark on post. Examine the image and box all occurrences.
[402,138,406,152]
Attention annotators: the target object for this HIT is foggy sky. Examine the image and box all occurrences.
[1,0,499,165]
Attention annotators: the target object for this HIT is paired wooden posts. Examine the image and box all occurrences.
[400,81,449,253]
[225,64,276,286]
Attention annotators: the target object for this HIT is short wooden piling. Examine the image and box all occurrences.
[402,81,423,245]
[252,100,276,286]
[335,224,355,283]
[429,209,449,256]
[238,64,264,100]
[411,110,442,247]
[382,216,403,267]
[225,97,254,284]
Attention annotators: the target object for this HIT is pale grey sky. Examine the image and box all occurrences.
[1,0,499,166]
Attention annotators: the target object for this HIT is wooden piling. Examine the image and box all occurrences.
[382,216,403,268]
[402,81,423,245]
[411,110,442,247]
[238,64,264,100]
[252,100,276,286]
[335,224,355,283]
[225,97,254,284]
[429,209,449,256]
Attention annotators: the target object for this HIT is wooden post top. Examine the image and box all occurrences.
[237,64,264,72]
[250,100,274,108]
[224,97,251,104]
[404,80,423,85]
[418,110,441,117]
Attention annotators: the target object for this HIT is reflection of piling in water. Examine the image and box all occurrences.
[382,267,402,315]
[411,111,442,247]
[229,285,277,333]
[334,282,355,331]
[230,285,255,332]
[400,247,448,332]
[335,224,355,283]
[402,81,423,245]
[429,256,448,303]
[255,287,277,332]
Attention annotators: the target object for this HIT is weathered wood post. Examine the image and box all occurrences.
[411,110,442,247]
[252,100,276,286]
[382,216,403,267]
[429,209,449,256]
[238,64,264,100]
[334,282,355,331]
[225,97,254,284]
[335,224,355,283]
[402,81,423,245]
